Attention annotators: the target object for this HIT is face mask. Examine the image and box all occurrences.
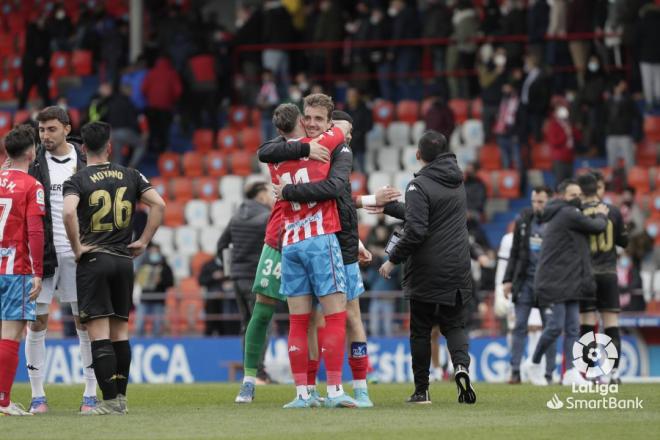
[556,107,569,120]
[619,257,631,269]
[290,91,302,102]
[388,7,398,17]
[298,82,309,92]
[588,61,599,72]
[567,198,582,209]
[494,54,506,67]
[56,10,66,20]
[148,253,162,264]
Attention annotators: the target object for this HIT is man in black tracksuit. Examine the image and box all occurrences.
[216,182,273,375]
[522,179,609,386]
[503,186,557,384]
[378,130,476,405]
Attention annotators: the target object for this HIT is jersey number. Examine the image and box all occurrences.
[89,187,132,232]
[279,168,317,212]
[261,258,281,279]
[590,220,614,253]
[0,198,12,241]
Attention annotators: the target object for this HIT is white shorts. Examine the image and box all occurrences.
[38,252,77,309]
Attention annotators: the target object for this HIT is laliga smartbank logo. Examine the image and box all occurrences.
[546,332,644,410]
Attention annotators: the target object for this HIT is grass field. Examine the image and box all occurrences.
[2,382,659,439]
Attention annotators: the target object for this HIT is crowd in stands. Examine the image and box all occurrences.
[1,0,659,337]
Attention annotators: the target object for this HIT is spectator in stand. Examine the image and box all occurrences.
[99,17,128,86]
[184,50,219,132]
[449,0,480,99]
[481,0,502,36]
[367,5,393,101]
[566,0,593,88]
[478,45,509,142]
[518,54,550,161]
[422,0,453,98]
[464,162,488,217]
[121,55,148,113]
[605,79,639,169]
[48,4,74,52]
[546,102,576,184]
[388,0,421,101]
[424,95,455,140]
[527,0,550,64]
[618,250,645,312]
[546,0,572,93]
[233,4,263,106]
[199,255,228,336]
[500,0,527,69]
[101,84,145,168]
[365,219,400,337]
[142,56,182,153]
[261,0,295,96]
[636,1,660,109]
[19,16,51,110]
[256,69,280,143]
[135,244,174,337]
[493,82,521,170]
[620,187,646,235]
[310,1,344,90]
[346,1,374,95]
[346,87,373,173]
[579,54,608,156]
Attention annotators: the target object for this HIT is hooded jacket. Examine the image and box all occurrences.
[503,207,539,300]
[533,198,607,306]
[216,199,271,280]
[384,153,472,306]
[29,140,86,278]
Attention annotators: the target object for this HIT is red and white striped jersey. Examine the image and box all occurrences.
[269,126,345,247]
[264,200,283,250]
[0,169,45,275]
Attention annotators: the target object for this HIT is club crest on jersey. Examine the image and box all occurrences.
[36,188,45,205]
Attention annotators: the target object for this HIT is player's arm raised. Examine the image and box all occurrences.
[128,188,166,257]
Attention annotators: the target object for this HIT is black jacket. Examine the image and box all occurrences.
[503,208,536,299]
[28,141,86,278]
[384,153,472,306]
[534,199,608,306]
[258,137,359,265]
[217,199,271,280]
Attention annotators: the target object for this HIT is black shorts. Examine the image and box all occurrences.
[580,273,620,313]
[76,252,134,323]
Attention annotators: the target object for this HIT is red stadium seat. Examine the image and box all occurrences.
[350,172,367,196]
[531,142,553,170]
[0,78,14,101]
[250,108,261,126]
[170,177,194,202]
[182,151,204,177]
[373,100,395,126]
[0,112,11,137]
[192,129,215,153]
[628,166,651,195]
[71,50,92,76]
[644,116,660,142]
[637,140,658,167]
[0,33,13,57]
[240,127,261,153]
[50,51,71,78]
[229,106,250,129]
[396,100,419,125]
[421,97,435,118]
[470,98,483,120]
[12,109,30,126]
[157,152,181,178]
[650,191,660,219]
[150,177,169,200]
[217,128,239,153]
[497,170,520,199]
[163,201,186,227]
[230,151,254,176]
[191,252,213,279]
[68,108,80,130]
[448,99,469,124]
[194,177,220,201]
[206,151,229,177]
[7,55,21,76]
[476,170,495,198]
[479,143,502,171]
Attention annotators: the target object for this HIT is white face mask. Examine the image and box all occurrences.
[56,10,66,20]
[494,54,506,67]
[290,91,302,102]
[588,61,599,72]
[388,7,398,17]
[556,107,569,120]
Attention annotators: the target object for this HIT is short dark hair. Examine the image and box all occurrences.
[532,185,553,197]
[36,106,70,126]
[81,121,111,154]
[272,103,301,134]
[557,178,578,194]
[577,173,598,197]
[4,125,36,159]
[245,182,268,199]
[590,169,605,183]
[418,130,448,162]
[332,110,353,125]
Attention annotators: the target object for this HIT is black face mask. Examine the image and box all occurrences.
[567,198,582,209]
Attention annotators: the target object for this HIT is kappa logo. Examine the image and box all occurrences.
[340,146,351,153]
[407,185,417,192]
[288,345,300,353]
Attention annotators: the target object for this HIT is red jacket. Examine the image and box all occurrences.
[546,117,575,163]
[142,58,182,110]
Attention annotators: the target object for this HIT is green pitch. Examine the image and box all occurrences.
[3,383,659,439]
